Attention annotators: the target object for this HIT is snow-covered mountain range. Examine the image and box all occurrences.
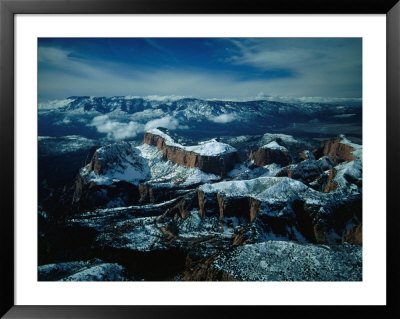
[38,96,362,141]
[39,95,361,121]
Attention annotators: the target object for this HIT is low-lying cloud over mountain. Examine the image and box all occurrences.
[210,113,238,123]
[144,115,188,131]
[89,115,144,140]
[89,114,187,140]
[38,95,362,141]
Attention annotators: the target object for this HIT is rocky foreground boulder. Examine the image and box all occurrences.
[38,258,129,281]
[211,241,362,281]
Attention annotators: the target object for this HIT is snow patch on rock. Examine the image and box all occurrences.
[38,259,128,281]
[147,128,236,156]
[81,142,220,187]
[199,177,315,203]
[262,141,288,152]
[339,134,362,160]
[60,263,127,281]
[213,241,362,281]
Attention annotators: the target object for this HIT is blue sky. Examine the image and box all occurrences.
[38,38,362,101]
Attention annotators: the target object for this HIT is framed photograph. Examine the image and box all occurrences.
[1,0,399,318]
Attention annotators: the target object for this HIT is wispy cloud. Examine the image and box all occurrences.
[38,38,362,101]
[143,39,177,62]
[210,113,238,123]
[144,115,188,131]
[38,47,72,63]
[224,38,362,98]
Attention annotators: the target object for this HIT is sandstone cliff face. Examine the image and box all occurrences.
[162,192,198,219]
[87,151,102,175]
[292,200,362,245]
[87,142,137,176]
[274,157,337,192]
[138,184,187,206]
[323,169,339,193]
[197,190,262,222]
[72,174,141,211]
[138,184,155,203]
[342,224,362,244]
[313,136,356,164]
[197,190,218,220]
[143,132,166,150]
[143,132,238,177]
[249,147,291,167]
[302,168,338,193]
[275,167,293,178]
[181,254,236,281]
[299,150,315,161]
[197,178,361,245]
[232,233,247,246]
[305,197,362,244]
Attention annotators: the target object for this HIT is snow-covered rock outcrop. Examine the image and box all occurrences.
[143,128,239,177]
[249,140,292,166]
[313,134,361,164]
[72,133,228,210]
[197,174,361,244]
[212,241,362,281]
[38,258,128,281]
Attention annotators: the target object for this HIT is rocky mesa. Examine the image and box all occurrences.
[143,128,239,177]
[249,141,292,167]
[313,134,360,164]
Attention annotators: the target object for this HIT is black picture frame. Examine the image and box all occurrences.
[1,0,399,318]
